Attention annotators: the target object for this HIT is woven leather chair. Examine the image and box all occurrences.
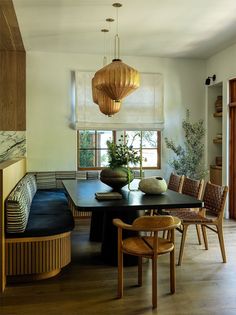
[168,173,185,192]
[160,173,185,237]
[113,215,181,309]
[169,182,228,265]
[164,177,204,245]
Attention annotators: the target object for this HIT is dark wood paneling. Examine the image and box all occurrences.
[0,50,26,130]
[229,79,236,219]
[0,0,24,51]
[0,0,26,131]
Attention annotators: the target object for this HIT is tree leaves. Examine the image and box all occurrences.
[165,109,208,179]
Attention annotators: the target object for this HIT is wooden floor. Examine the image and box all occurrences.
[1,218,236,315]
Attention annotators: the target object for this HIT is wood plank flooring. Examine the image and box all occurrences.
[1,219,236,315]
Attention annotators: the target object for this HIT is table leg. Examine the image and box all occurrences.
[101,209,144,266]
[89,211,104,242]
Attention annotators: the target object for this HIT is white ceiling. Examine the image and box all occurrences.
[13,0,236,59]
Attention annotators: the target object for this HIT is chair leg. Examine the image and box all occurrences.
[178,224,188,266]
[167,230,171,240]
[118,250,123,298]
[196,225,202,245]
[217,224,227,263]
[152,257,157,309]
[138,256,142,286]
[170,247,176,293]
[201,225,208,250]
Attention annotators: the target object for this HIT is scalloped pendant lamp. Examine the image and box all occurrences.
[93,3,140,103]
[92,27,122,117]
[92,76,122,116]
[94,59,139,101]
[98,93,121,116]
[92,76,99,105]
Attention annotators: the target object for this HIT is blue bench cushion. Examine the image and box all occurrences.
[30,189,70,215]
[6,189,74,238]
[6,212,74,238]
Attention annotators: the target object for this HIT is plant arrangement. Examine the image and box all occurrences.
[165,109,208,179]
[106,134,141,168]
[100,134,142,190]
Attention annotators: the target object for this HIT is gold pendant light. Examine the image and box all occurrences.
[92,76,99,105]
[98,93,121,116]
[93,3,140,103]
[92,72,122,117]
[92,26,122,117]
[94,59,140,101]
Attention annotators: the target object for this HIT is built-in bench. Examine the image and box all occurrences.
[0,159,74,293]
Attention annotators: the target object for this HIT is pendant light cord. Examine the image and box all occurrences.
[101,29,109,66]
[114,4,121,60]
[103,30,107,66]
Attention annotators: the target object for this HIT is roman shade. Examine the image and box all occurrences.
[72,70,164,130]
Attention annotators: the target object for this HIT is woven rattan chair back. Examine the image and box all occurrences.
[168,173,184,192]
[176,181,228,265]
[203,182,228,217]
[182,177,204,199]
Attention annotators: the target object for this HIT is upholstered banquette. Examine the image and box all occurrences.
[0,158,74,293]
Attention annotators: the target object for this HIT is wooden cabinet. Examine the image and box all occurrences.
[207,83,223,185]
[210,165,222,185]
[229,79,236,218]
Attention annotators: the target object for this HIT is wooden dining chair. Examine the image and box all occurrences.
[113,215,181,309]
[169,182,228,265]
[164,177,204,245]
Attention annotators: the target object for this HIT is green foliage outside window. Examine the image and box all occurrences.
[78,130,160,169]
[79,131,94,167]
[165,109,208,179]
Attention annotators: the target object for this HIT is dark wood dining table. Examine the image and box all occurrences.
[62,179,203,265]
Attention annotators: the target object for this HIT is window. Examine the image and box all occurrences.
[78,130,161,170]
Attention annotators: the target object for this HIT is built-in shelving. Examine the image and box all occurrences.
[213,112,222,117]
[207,82,223,185]
[213,138,222,144]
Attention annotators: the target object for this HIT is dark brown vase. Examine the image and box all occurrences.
[100,167,134,190]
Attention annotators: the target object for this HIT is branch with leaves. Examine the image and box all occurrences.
[106,135,141,168]
[165,109,208,179]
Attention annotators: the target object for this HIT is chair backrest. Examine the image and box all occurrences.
[168,173,184,192]
[203,182,228,217]
[131,215,180,232]
[182,177,204,199]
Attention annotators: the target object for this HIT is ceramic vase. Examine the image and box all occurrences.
[100,167,134,190]
[138,176,167,194]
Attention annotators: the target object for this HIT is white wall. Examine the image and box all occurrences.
[26,51,206,176]
[206,42,236,187]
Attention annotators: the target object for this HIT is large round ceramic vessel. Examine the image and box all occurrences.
[138,177,167,194]
[100,167,134,190]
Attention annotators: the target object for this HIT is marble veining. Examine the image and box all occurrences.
[0,131,26,162]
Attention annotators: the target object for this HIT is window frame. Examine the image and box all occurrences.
[77,130,161,170]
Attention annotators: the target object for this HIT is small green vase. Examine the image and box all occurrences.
[100,167,134,190]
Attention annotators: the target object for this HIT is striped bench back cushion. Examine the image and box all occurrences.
[6,174,37,233]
